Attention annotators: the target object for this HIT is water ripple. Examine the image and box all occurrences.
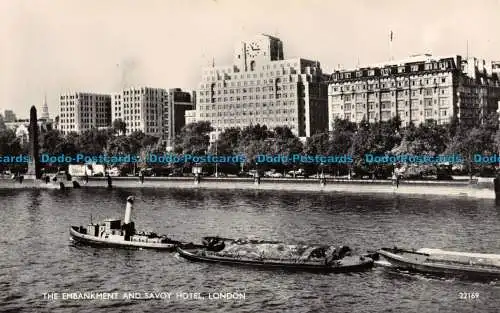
[1,189,499,312]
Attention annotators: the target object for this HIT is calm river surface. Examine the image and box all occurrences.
[1,188,499,313]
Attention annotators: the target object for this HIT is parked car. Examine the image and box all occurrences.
[237,171,252,177]
[107,168,121,177]
[168,172,184,177]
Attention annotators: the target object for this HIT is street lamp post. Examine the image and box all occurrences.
[192,163,202,185]
[320,162,326,186]
[215,129,218,178]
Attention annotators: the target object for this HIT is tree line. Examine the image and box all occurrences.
[0,114,499,178]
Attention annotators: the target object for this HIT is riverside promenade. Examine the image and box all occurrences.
[0,176,496,199]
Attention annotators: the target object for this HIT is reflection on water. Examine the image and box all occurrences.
[0,188,499,313]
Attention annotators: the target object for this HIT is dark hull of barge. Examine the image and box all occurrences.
[177,247,374,273]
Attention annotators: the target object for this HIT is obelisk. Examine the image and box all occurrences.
[25,106,41,180]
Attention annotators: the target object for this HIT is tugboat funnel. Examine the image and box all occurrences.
[124,196,134,224]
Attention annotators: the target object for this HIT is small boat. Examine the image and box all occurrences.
[70,196,199,251]
[378,247,500,279]
[177,240,374,273]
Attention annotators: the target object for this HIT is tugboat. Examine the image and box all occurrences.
[69,196,198,251]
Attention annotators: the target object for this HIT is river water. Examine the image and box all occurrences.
[1,188,499,313]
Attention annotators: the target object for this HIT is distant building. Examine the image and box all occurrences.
[41,95,50,120]
[111,87,167,137]
[493,61,500,76]
[185,109,197,126]
[5,118,53,143]
[4,110,16,123]
[193,34,329,141]
[111,87,194,143]
[164,88,194,145]
[59,92,112,134]
[328,54,500,129]
[15,124,29,144]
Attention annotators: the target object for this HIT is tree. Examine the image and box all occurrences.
[304,133,330,155]
[446,126,492,178]
[0,129,22,156]
[106,135,132,155]
[112,119,127,135]
[175,121,213,155]
[59,132,80,156]
[239,124,273,143]
[39,129,65,155]
[241,139,270,167]
[77,129,114,155]
[0,114,5,132]
[395,120,447,156]
[210,127,241,155]
[272,126,303,156]
[127,131,160,155]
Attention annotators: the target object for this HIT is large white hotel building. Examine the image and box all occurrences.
[189,34,329,140]
[328,54,500,129]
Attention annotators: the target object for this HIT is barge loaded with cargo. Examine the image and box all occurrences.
[177,237,374,273]
[377,247,500,279]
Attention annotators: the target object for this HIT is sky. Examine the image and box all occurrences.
[1,0,499,118]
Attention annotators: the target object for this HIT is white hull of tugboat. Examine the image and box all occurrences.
[69,226,177,250]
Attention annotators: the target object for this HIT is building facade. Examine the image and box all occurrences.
[3,110,16,123]
[185,109,197,126]
[328,54,500,129]
[111,87,167,137]
[493,61,500,76]
[194,34,329,140]
[164,88,194,145]
[59,92,111,134]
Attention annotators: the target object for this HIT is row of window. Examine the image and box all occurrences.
[205,118,297,125]
[122,89,166,95]
[331,89,450,101]
[204,62,299,75]
[199,100,296,111]
[204,68,302,81]
[200,84,297,96]
[60,95,110,100]
[331,77,448,92]
[335,98,450,110]
[332,61,453,80]
[200,108,296,118]
[200,93,297,103]
[339,109,449,121]
[200,77,295,89]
